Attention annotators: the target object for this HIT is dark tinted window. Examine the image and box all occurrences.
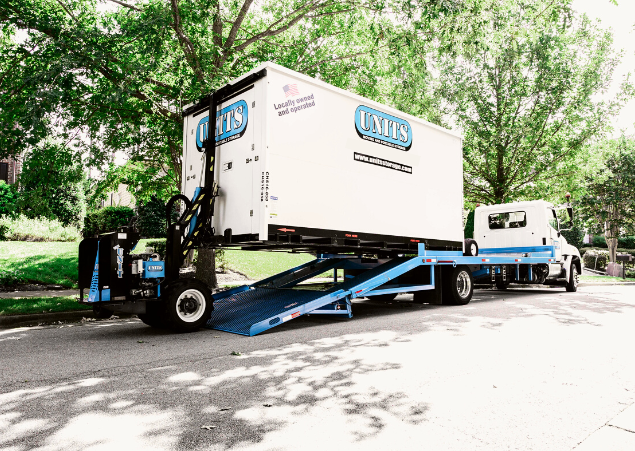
[488,211,527,229]
[0,162,8,183]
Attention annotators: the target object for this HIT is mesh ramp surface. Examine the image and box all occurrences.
[208,288,336,336]
[207,258,412,336]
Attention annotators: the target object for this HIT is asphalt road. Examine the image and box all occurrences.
[1,285,635,450]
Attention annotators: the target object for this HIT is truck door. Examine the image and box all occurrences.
[547,207,563,262]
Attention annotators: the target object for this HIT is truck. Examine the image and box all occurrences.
[78,62,581,336]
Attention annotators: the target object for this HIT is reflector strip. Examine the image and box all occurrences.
[355,290,363,294]
[482,259,490,262]
[515,259,521,262]
[439,260,454,263]
[282,311,301,322]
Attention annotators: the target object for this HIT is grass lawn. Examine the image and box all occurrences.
[0,242,80,288]
[0,296,91,316]
[222,250,323,280]
[0,240,324,288]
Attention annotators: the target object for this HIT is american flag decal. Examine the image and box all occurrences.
[283,84,299,97]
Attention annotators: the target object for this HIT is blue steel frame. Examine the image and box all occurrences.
[208,244,558,336]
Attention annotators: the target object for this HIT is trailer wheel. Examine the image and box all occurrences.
[165,280,213,332]
[442,265,474,305]
[92,304,113,319]
[566,263,579,292]
[138,302,170,329]
[495,279,510,290]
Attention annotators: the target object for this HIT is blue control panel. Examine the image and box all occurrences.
[142,260,165,279]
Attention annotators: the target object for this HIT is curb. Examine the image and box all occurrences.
[0,311,96,329]
[0,311,135,329]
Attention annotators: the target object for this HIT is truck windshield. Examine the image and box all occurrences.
[488,211,527,229]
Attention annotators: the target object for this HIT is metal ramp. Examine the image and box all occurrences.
[207,257,415,336]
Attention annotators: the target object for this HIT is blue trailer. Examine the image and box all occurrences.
[78,64,578,334]
[205,243,560,336]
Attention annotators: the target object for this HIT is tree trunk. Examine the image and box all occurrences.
[196,248,218,289]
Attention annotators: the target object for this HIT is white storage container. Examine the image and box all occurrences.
[181,62,464,251]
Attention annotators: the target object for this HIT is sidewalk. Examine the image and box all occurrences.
[575,403,635,450]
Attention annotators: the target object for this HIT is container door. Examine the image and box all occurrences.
[214,88,256,237]
[182,110,207,201]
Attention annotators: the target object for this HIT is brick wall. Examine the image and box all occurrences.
[0,155,21,185]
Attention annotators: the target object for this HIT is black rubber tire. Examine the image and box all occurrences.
[495,279,510,290]
[92,304,113,319]
[442,265,474,305]
[371,293,398,302]
[164,280,213,333]
[566,262,579,292]
[138,302,170,329]
[464,239,479,257]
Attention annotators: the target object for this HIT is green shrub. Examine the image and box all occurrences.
[561,221,584,250]
[464,210,475,239]
[0,181,18,217]
[618,236,635,249]
[142,239,167,257]
[83,206,134,237]
[591,235,607,248]
[18,143,86,227]
[0,215,81,241]
[136,196,167,238]
[583,250,608,271]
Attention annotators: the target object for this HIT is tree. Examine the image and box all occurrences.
[578,137,635,263]
[433,0,630,205]
[1,0,469,287]
[18,142,87,227]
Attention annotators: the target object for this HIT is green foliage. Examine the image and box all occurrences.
[619,236,635,249]
[18,142,86,227]
[0,181,18,217]
[464,210,475,239]
[83,206,134,237]
[141,239,167,258]
[578,137,635,262]
[583,250,609,271]
[433,0,630,204]
[136,196,167,238]
[0,215,81,242]
[560,220,584,251]
[591,235,607,248]
[0,0,437,195]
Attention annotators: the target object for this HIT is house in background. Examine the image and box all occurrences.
[0,155,21,185]
[100,183,136,208]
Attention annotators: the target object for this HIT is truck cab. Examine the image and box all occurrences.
[473,200,581,289]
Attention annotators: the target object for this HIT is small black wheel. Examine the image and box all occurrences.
[165,280,213,332]
[372,293,398,302]
[138,302,170,328]
[566,262,579,292]
[464,239,479,256]
[92,304,113,319]
[495,279,510,290]
[442,265,474,305]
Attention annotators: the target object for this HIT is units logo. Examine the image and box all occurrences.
[354,105,412,151]
[196,99,248,151]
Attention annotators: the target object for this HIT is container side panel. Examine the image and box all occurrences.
[263,68,463,243]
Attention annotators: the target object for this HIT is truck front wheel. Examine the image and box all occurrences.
[165,280,213,332]
[443,265,474,305]
[566,263,579,292]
